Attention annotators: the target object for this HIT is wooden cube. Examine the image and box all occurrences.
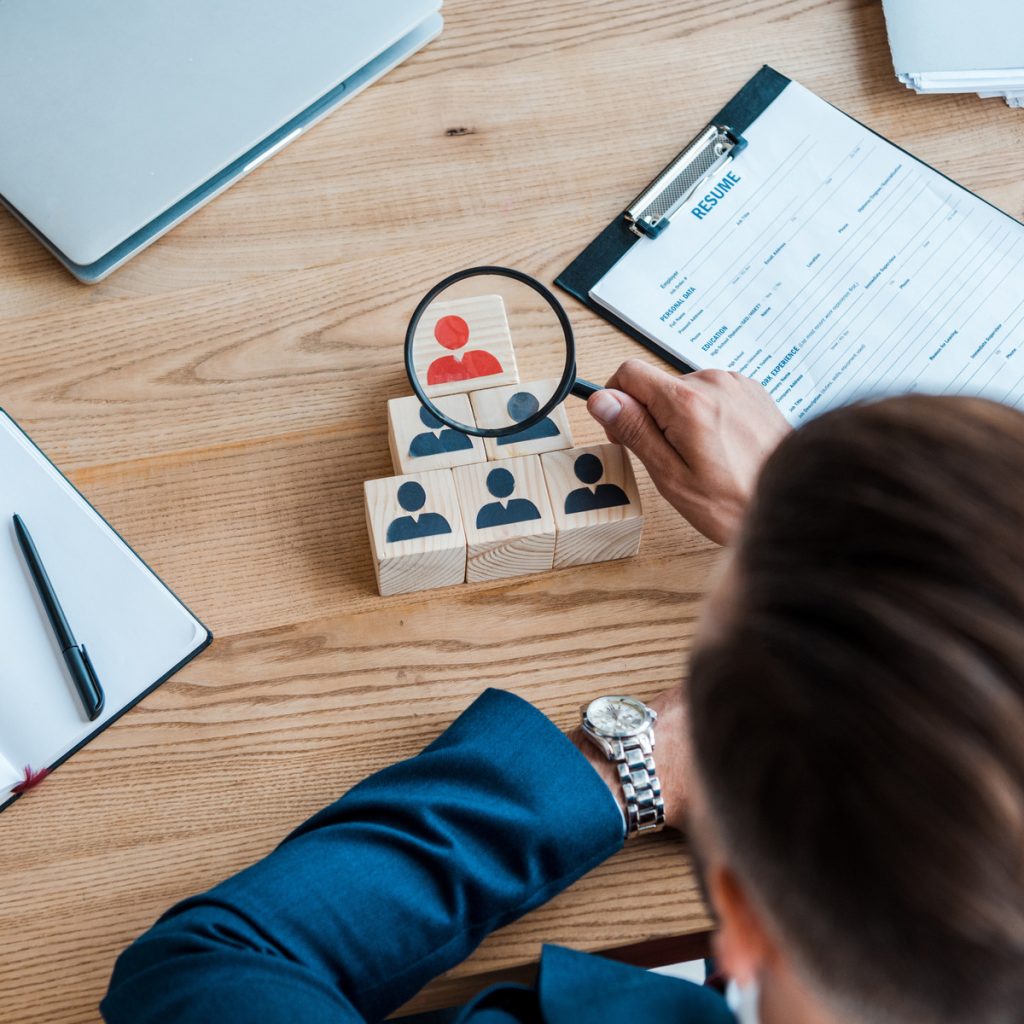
[541,444,643,568]
[364,469,467,596]
[411,294,519,398]
[469,378,573,460]
[452,455,555,582]
[387,394,487,475]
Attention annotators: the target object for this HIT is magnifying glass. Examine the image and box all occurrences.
[404,266,602,438]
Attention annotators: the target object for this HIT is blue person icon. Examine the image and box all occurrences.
[386,481,453,542]
[564,453,629,513]
[476,467,542,529]
[497,392,561,446]
[409,405,474,458]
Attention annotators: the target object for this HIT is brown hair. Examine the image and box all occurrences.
[690,396,1024,1023]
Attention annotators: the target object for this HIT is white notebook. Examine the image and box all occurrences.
[586,79,1024,425]
[0,411,210,810]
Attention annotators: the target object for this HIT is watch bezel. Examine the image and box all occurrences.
[583,695,655,739]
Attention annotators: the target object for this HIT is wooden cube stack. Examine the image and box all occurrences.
[365,295,643,595]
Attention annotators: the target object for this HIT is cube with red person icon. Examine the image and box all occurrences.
[410,294,520,398]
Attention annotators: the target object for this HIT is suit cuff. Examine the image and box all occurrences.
[419,687,627,848]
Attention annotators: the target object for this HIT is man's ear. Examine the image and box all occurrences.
[708,863,776,984]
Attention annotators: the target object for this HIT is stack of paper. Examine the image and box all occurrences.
[881,0,1024,107]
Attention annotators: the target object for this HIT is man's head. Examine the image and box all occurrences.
[689,395,1024,1023]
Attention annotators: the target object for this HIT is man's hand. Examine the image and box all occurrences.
[586,360,792,545]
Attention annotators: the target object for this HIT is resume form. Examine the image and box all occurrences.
[590,82,1024,423]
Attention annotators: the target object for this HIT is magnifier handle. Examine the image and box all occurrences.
[570,378,602,399]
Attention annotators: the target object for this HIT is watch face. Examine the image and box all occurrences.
[587,696,648,738]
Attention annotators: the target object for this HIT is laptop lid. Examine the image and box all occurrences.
[0,0,440,268]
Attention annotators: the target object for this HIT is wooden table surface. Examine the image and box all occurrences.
[1,1,1022,1020]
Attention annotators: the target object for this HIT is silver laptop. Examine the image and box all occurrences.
[0,0,442,282]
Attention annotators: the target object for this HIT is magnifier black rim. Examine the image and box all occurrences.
[404,265,577,438]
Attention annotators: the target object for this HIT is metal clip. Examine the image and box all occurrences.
[625,124,746,239]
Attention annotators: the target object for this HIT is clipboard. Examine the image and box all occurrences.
[556,66,790,374]
[555,65,1024,379]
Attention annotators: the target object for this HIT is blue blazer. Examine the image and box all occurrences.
[102,690,734,1024]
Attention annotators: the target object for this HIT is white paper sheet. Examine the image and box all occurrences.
[882,0,1023,75]
[0,412,207,801]
[591,81,1024,424]
[0,749,19,793]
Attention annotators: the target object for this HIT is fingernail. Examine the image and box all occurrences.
[589,390,622,424]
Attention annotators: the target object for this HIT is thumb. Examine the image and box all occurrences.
[587,389,682,480]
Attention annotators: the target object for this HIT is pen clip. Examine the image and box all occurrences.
[78,644,105,719]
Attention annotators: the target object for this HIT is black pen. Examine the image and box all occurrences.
[12,513,105,721]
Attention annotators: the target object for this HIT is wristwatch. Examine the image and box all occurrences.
[580,696,665,838]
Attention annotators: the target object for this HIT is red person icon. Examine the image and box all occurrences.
[426,314,504,385]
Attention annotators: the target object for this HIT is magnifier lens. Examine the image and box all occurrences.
[408,272,572,436]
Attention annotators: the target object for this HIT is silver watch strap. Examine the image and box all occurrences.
[617,740,665,837]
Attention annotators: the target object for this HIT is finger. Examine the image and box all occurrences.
[587,388,691,479]
[605,358,675,398]
[605,359,690,428]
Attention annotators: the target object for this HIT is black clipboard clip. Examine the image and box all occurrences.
[625,123,747,239]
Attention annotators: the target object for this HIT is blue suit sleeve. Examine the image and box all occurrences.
[101,689,625,1024]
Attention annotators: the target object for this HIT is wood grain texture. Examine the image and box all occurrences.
[1,0,1023,1020]
[386,392,487,474]
[412,294,520,397]
[542,444,643,568]
[469,377,574,459]
[364,468,467,595]
[452,455,556,582]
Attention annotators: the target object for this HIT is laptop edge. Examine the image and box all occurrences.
[0,11,442,283]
